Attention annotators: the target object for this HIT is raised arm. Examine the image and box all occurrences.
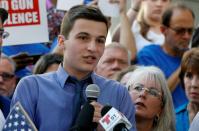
[118,0,137,61]
[112,0,142,42]
[119,0,137,61]
[167,67,181,92]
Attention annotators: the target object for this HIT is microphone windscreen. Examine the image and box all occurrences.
[113,123,127,131]
[72,103,94,131]
[86,84,100,101]
[101,105,112,116]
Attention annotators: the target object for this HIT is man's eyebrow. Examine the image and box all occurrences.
[98,35,106,39]
[77,32,89,35]
[77,32,106,39]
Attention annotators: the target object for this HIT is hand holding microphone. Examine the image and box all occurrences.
[86,84,103,128]
[70,84,102,131]
[70,102,95,131]
[85,84,132,131]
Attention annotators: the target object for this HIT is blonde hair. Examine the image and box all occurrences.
[127,66,175,131]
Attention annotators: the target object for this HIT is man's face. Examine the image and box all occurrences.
[58,19,107,80]
[96,47,129,79]
[0,58,16,97]
[164,9,194,55]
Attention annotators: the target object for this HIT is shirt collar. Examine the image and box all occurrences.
[56,65,69,88]
[56,64,96,88]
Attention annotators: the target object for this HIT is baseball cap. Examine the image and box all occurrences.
[0,8,8,24]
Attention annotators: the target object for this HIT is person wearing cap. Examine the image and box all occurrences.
[0,7,10,130]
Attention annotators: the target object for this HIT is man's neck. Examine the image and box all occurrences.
[63,64,92,81]
[161,43,182,57]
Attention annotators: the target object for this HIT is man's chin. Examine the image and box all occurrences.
[180,47,189,52]
[174,46,189,52]
[107,73,116,79]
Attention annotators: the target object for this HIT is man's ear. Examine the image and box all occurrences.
[58,35,65,50]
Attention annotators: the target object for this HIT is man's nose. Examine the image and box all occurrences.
[112,61,122,69]
[182,31,192,40]
[0,75,4,82]
[87,40,97,51]
[156,0,163,6]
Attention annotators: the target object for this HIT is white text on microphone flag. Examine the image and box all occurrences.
[99,107,132,131]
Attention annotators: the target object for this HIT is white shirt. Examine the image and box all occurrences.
[131,20,165,52]
[0,109,5,130]
[189,112,199,131]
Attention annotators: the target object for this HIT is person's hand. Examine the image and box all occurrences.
[90,101,103,123]
[131,0,142,12]
[109,0,127,14]
[90,101,105,131]
[86,0,98,7]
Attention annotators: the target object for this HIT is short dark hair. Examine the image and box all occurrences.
[162,3,195,27]
[0,8,8,24]
[60,5,108,38]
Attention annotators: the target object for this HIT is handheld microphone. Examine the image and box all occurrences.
[85,84,100,102]
[70,103,95,131]
[85,84,100,129]
[99,105,132,131]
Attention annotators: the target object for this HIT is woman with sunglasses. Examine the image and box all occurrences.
[126,66,175,131]
[176,48,199,131]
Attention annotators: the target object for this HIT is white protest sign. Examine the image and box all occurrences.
[98,0,119,17]
[57,0,83,11]
[0,0,49,46]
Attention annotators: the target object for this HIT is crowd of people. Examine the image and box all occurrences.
[0,0,199,131]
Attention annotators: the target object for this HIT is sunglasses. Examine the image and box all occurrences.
[0,72,15,81]
[0,28,9,39]
[168,27,194,36]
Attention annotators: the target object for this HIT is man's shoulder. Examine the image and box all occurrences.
[139,45,162,54]
[137,45,167,61]
[18,72,58,88]
[93,73,124,88]
[22,72,57,81]
[93,74,130,102]
[0,95,10,117]
[137,45,163,65]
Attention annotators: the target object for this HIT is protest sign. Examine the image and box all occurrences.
[0,0,49,45]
